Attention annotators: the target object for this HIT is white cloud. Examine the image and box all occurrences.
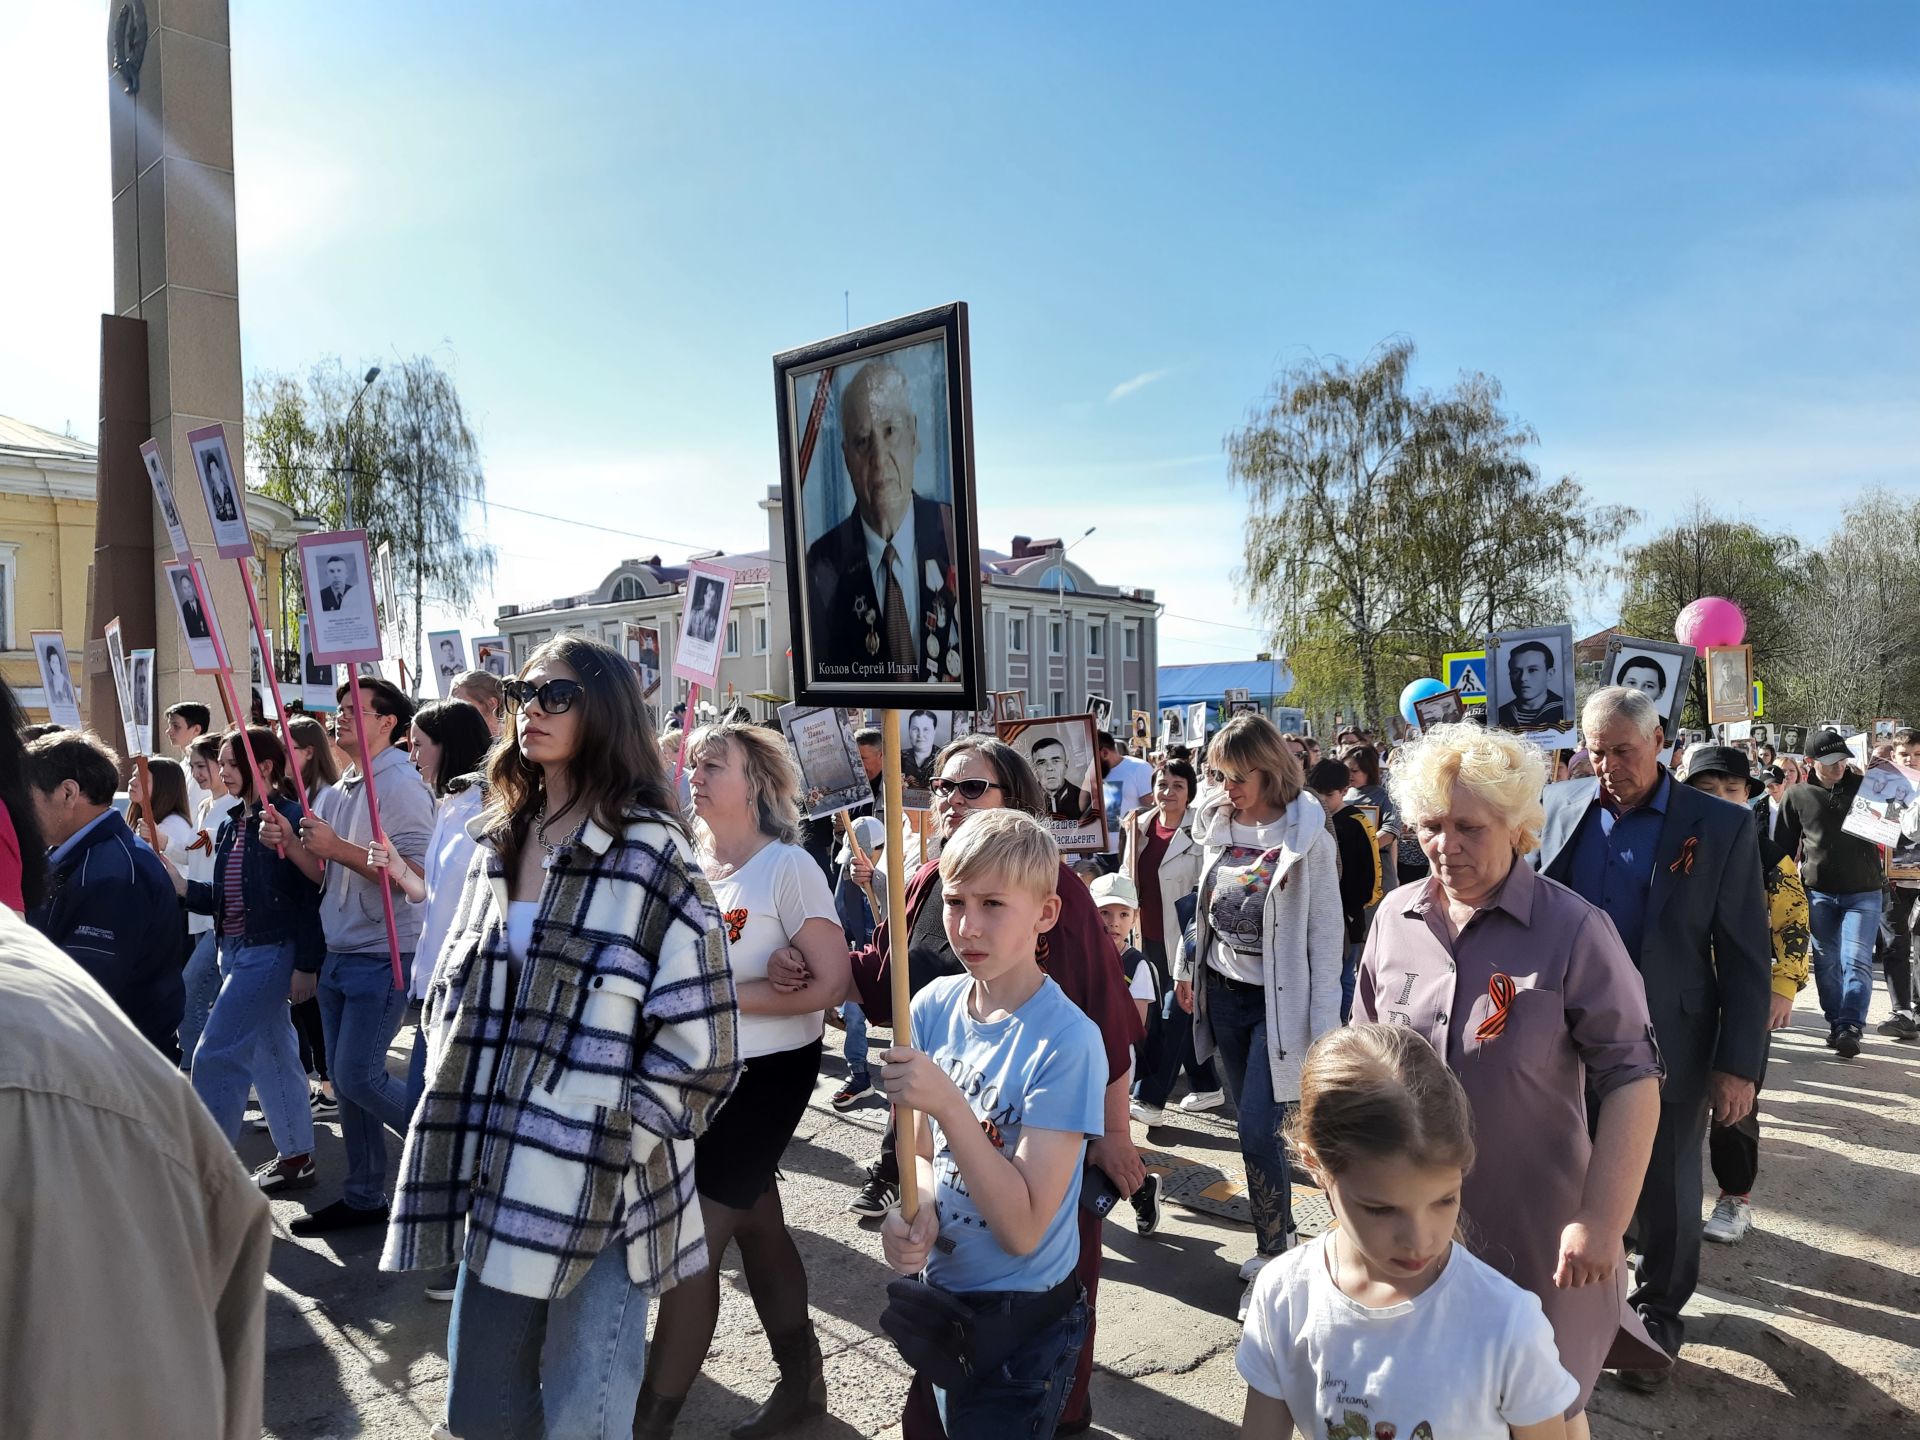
[1106,368,1171,403]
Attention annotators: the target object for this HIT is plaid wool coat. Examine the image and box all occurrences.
[380,809,740,1300]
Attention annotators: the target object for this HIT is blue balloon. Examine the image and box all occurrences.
[1400,678,1448,727]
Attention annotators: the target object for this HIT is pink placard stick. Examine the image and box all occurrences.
[234,558,314,818]
[346,677,405,989]
[675,682,699,786]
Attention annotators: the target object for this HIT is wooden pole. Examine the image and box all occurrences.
[834,810,883,918]
[882,708,917,1221]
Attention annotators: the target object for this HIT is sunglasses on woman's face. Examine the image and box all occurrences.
[503,678,584,715]
[930,777,1001,800]
[1206,767,1244,786]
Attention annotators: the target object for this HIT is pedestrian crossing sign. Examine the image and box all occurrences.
[1444,650,1488,705]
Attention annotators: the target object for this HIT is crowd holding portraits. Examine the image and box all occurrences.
[776,304,982,711]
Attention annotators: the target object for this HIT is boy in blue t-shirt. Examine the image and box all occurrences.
[879,809,1106,1439]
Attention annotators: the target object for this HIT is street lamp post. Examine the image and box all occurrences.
[344,365,381,529]
[1053,526,1095,714]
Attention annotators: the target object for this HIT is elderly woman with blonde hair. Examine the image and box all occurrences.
[1354,723,1668,1433]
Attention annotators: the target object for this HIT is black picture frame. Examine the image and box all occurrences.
[1485,624,1577,740]
[774,303,983,711]
[1601,635,1693,744]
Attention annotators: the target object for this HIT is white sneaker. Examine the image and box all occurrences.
[1702,1194,1752,1244]
[1178,1089,1226,1113]
[1130,1100,1166,1125]
[1238,1250,1276,1282]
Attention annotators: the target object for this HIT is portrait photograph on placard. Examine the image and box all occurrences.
[104,617,134,750]
[1087,694,1113,734]
[1229,699,1260,718]
[30,631,83,726]
[471,634,511,678]
[1129,709,1151,753]
[1413,688,1467,729]
[1486,624,1576,736]
[427,630,466,697]
[992,690,1026,725]
[1750,723,1773,748]
[624,622,663,700]
[186,424,253,558]
[1705,644,1755,724]
[139,439,192,561]
[1188,702,1208,745]
[1159,706,1186,747]
[777,703,871,820]
[1271,706,1305,735]
[1776,724,1806,756]
[775,303,982,710]
[1872,717,1901,742]
[298,616,338,710]
[997,714,1107,854]
[297,531,383,665]
[129,649,154,754]
[162,561,221,673]
[673,561,734,688]
[1602,635,1693,741]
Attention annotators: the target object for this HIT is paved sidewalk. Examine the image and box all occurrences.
[261,994,1919,1439]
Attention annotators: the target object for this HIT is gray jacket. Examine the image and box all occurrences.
[318,744,435,955]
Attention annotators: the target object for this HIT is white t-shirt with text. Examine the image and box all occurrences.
[1237,1233,1577,1439]
[707,841,842,1059]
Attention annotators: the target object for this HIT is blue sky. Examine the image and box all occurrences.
[4,1,1915,664]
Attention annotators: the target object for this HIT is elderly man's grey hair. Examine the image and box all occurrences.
[1582,685,1662,739]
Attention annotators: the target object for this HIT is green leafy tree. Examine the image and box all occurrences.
[247,356,494,693]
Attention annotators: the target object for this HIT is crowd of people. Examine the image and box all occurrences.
[1,644,1914,1440]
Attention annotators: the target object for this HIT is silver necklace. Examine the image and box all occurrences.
[534,796,576,868]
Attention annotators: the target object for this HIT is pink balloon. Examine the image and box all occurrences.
[1674,597,1746,654]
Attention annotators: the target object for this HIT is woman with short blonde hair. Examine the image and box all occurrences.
[1357,722,1667,1428]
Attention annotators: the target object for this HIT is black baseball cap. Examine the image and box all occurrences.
[1804,727,1852,764]
[1683,744,1762,797]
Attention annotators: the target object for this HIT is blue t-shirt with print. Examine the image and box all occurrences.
[911,972,1106,1294]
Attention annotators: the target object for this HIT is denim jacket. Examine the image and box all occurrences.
[184,795,326,973]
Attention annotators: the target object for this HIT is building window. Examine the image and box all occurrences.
[754,614,769,653]
[609,574,645,602]
[0,542,15,651]
[1050,689,1065,715]
[724,619,740,657]
[1124,626,1137,660]
[1049,619,1064,655]
[1124,691,1137,721]
[1009,616,1027,653]
[1088,624,1103,658]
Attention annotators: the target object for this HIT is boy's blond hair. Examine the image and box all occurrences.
[938,808,1059,901]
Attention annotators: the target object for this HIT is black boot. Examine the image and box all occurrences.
[634,1384,685,1440]
[728,1321,827,1439]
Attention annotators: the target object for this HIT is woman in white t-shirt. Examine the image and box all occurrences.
[1173,713,1344,1317]
[1239,1023,1577,1440]
[639,722,851,1439]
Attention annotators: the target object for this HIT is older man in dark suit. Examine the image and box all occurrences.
[1532,685,1771,1384]
[804,360,960,685]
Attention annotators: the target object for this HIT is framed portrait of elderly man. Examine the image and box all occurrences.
[1601,635,1692,743]
[997,714,1108,854]
[992,690,1026,725]
[1705,644,1755,724]
[775,303,983,710]
[1486,625,1576,739]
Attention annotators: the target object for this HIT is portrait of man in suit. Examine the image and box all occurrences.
[803,357,959,686]
[172,570,209,641]
[1032,736,1093,822]
[319,555,354,611]
[1532,684,1770,1372]
[204,451,238,523]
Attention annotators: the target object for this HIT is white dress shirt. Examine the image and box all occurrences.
[861,513,920,639]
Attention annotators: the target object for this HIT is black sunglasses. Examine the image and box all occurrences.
[930,777,1002,800]
[504,678,584,715]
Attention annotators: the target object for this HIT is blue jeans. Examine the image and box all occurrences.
[932,1290,1089,1440]
[177,929,222,1072]
[445,1242,652,1440]
[1810,889,1881,1032]
[191,939,316,1156]
[1203,977,1295,1254]
[317,949,412,1209]
[407,1015,430,1116]
[1340,939,1362,1024]
[843,1000,870,1076]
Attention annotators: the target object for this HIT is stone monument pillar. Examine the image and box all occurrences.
[97,0,248,729]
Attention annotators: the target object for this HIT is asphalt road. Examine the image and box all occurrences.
[260,993,1919,1440]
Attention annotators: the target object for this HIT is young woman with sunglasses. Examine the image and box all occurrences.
[382,636,741,1440]
[1174,713,1344,1321]
[785,734,1143,1438]
[636,722,850,1438]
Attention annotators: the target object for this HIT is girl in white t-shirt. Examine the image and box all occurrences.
[1238,1023,1577,1440]
[640,722,851,1438]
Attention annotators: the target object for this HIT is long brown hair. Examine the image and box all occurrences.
[223,727,291,805]
[285,714,341,793]
[1284,1023,1475,1180]
[480,634,681,871]
[143,756,192,827]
